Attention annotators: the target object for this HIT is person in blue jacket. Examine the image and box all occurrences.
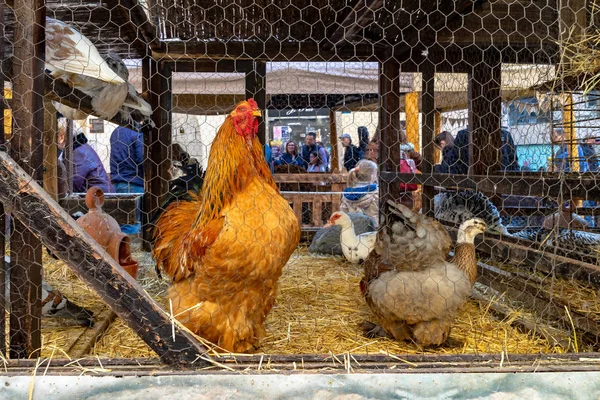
[450,127,519,173]
[110,125,144,234]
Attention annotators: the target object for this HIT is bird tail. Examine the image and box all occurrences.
[151,163,206,280]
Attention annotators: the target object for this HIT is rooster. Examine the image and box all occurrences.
[360,200,486,347]
[152,99,300,353]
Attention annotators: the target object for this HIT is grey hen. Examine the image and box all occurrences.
[361,200,486,347]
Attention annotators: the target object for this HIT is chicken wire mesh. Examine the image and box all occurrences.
[0,0,600,366]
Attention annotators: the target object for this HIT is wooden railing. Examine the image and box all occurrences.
[274,173,347,230]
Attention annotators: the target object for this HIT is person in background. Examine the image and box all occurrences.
[340,159,379,225]
[275,140,302,167]
[307,151,327,172]
[110,125,144,234]
[316,141,331,172]
[364,126,379,164]
[579,136,599,227]
[454,127,519,173]
[358,126,370,158]
[72,130,113,193]
[300,132,329,171]
[434,131,462,174]
[340,133,362,172]
[398,130,422,209]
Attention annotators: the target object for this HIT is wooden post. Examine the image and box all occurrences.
[421,61,435,217]
[10,0,45,359]
[329,109,339,172]
[43,100,58,200]
[142,59,172,251]
[0,151,210,366]
[245,61,267,146]
[405,91,419,152]
[434,110,442,164]
[468,48,502,177]
[379,58,402,204]
[564,94,579,172]
[0,0,5,357]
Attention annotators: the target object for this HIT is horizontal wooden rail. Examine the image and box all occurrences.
[382,172,600,198]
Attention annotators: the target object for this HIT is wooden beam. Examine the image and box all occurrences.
[434,109,442,164]
[564,94,579,172]
[468,48,502,176]
[171,59,253,73]
[115,0,161,51]
[43,100,58,200]
[378,58,402,204]
[0,150,210,365]
[421,62,435,217]
[9,0,45,359]
[324,0,384,50]
[0,0,5,358]
[142,60,172,251]
[405,92,419,152]
[157,41,382,62]
[245,61,266,145]
[381,172,600,199]
[329,110,339,172]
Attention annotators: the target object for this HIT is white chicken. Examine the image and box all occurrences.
[324,211,377,263]
[46,18,152,126]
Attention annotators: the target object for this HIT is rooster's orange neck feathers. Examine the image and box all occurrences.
[193,105,275,230]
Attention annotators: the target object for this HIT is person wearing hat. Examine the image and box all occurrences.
[340,133,362,172]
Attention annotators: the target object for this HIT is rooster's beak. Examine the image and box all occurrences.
[252,110,262,117]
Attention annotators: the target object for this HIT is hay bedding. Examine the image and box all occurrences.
[36,244,564,359]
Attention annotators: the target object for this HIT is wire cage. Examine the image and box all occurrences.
[3,1,600,389]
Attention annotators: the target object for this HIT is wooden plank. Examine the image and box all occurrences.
[9,0,45,359]
[245,61,266,145]
[421,61,435,217]
[67,307,116,358]
[292,196,303,226]
[43,100,58,200]
[468,48,502,176]
[379,58,401,204]
[157,41,381,62]
[312,197,323,227]
[379,172,600,199]
[273,173,347,184]
[0,150,210,366]
[142,60,172,251]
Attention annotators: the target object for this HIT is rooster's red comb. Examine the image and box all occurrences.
[247,98,258,109]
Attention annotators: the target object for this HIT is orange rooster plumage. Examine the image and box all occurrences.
[152,99,300,353]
